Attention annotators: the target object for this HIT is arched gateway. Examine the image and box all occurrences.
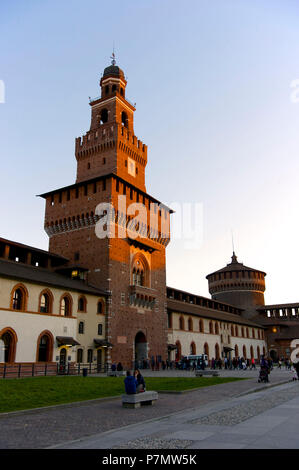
[135,331,147,364]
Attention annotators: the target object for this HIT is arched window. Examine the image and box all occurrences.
[78,296,87,313]
[87,349,93,363]
[13,289,23,310]
[204,342,209,358]
[39,290,53,314]
[243,345,247,359]
[11,284,27,311]
[0,327,18,363]
[188,317,193,331]
[168,313,173,329]
[60,294,72,317]
[215,322,219,335]
[257,346,261,359]
[179,316,185,330]
[252,329,255,339]
[231,325,234,336]
[246,328,249,338]
[209,321,214,334]
[100,108,108,124]
[215,343,220,360]
[241,327,244,337]
[97,300,104,314]
[112,84,117,92]
[190,342,196,355]
[121,111,128,128]
[36,331,54,362]
[199,319,204,333]
[131,254,149,287]
[235,326,239,337]
[250,345,254,359]
[77,349,83,363]
[105,85,109,95]
[78,322,84,334]
[235,344,239,357]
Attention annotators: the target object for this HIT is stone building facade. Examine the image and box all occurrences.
[0,237,107,374]
[3,56,299,370]
[167,287,266,363]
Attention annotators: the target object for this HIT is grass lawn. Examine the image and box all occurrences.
[0,376,245,414]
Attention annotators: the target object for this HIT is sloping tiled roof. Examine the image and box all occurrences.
[0,258,107,296]
[167,298,265,328]
[0,237,68,262]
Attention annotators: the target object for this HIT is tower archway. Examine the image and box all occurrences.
[134,331,147,364]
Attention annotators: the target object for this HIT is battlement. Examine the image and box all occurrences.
[75,123,147,163]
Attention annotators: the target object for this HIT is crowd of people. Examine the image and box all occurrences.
[120,355,299,395]
[112,355,299,386]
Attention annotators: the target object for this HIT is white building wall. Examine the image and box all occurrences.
[0,308,77,362]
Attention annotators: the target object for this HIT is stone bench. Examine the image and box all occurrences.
[122,391,158,408]
[195,370,219,377]
[107,371,126,377]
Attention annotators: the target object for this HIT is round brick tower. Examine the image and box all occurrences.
[206,252,266,319]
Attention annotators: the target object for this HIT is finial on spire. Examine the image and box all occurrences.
[110,52,116,66]
[230,229,238,263]
[110,42,116,66]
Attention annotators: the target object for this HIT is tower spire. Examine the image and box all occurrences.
[231,230,237,263]
[110,43,116,66]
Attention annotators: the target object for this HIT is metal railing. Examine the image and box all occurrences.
[0,362,110,379]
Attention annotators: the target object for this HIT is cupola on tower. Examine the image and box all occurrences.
[206,252,266,319]
[75,54,147,192]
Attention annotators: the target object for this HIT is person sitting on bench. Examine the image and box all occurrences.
[124,370,138,394]
[134,368,146,392]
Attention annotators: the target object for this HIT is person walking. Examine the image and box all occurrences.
[293,361,299,380]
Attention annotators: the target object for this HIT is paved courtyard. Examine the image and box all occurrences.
[51,380,299,450]
[0,368,295,449]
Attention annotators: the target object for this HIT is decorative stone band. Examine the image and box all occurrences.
[45,213,170,247]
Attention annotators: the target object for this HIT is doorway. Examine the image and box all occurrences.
[135,332,147,366]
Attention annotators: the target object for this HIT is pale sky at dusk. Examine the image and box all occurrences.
[1,0,299,304]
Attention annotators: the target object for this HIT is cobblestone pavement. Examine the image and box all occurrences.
[192,387,299,426]
[0,369,291,449]
[115,438,194,449]
[53,381,299,449]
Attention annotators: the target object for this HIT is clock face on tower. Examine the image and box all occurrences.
[128,158,135,177]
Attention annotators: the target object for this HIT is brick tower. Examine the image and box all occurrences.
[40,56,172,367]
[206,252,266,319]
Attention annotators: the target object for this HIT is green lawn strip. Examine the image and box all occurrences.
[0,376,245,414]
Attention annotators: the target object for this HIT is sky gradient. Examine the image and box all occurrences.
[1,0,299,304]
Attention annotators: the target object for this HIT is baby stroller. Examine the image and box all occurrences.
[258,366,269,383]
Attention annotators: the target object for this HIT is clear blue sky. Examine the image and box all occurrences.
[1,0,299,303]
